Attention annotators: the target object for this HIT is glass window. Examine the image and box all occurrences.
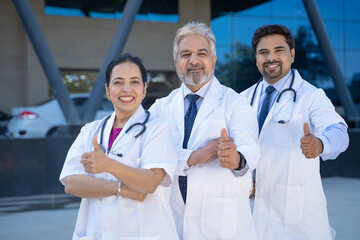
[233,16,271,46]
[61,69,98,93]
[316,0,344,20]
[45,0,179,23]
[270,0,307,19]
[211,15,233,45]
[344,0,360,21]
[345,22,360,50]
[324,20,344,50]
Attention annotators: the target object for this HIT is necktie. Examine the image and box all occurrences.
[179,94,200,204]
[258,85,275,132]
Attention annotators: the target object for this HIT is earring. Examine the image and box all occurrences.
[106,94,110,101]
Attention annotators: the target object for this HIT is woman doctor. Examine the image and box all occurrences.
[59,54,179,240]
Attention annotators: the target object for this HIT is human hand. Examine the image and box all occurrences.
[218,128,241,170]
[300,122,323,159]
[187,138,220,166]
[81,136,112,174]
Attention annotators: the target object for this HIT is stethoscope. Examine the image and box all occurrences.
[98,110,150,156]
[250,69,297,124]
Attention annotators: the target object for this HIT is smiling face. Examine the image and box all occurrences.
[105,62,146,121]
[174,35,216,92]
[255,34,295,84]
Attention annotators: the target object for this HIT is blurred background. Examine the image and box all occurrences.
[0,0,359,239]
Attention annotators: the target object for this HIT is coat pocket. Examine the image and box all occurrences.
[201,196,237,238]
[274,113,304,147]
[270,184,304,224]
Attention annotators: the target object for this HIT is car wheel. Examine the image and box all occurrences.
[46,127,58,137]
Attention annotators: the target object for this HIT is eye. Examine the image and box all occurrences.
[258,51,268,55]
[131,80,141,85]
[181,52,191,58]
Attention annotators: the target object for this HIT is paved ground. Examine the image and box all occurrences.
[0,177,359,240]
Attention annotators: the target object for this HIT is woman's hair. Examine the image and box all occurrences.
[173,22,216,60]
[105,53,147,86]
[251,24,295,52]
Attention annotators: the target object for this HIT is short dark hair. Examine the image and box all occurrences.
[105,53,147,86]
[251,24,295,52]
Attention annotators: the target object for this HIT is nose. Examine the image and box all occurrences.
[267,51,277,62]
[189,53,199,65]
[122,81,131,92]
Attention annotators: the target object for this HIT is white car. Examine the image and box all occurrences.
[8,93,113,138]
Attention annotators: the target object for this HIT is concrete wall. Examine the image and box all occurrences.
[0,0,211,113]
[1,130,359,197]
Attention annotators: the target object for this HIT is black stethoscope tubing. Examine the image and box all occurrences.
[99,110,150,153]
[250,69,297,107]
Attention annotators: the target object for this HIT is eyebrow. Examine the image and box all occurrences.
[111,76,141,81]
[258,46,287,52]
[179,48,210,55]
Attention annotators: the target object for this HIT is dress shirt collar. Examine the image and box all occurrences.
[182,76,213,99]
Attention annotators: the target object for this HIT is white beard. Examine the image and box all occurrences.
[177,67,214,86]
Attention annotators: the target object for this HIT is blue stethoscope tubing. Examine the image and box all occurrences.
[250,69,296,124]
[98,110,150,153]
[250,69,296,107]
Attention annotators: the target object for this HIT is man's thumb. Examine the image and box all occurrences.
[303,122,310,136]
[93,136,101,150]
[221,128,229,141]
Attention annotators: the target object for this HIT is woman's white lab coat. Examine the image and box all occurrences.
[241,70,347,240]
[59,106,179,240]
[150,77,260,240]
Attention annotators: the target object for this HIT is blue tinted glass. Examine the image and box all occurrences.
[234,16,271,47]
[45,6,86,17]
[345,0,360,20]
[346,50,360,103]
[237,2,270,17]
[345,50,360,81]
[211,15,233,45]
[316,0,343,20]
[324,21,344,49]
[270,0,307,19]
[45,3,179,23]
[345,22,360,49]
[215,46,232,64]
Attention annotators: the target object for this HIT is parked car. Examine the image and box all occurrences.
[0,110,12,135]
[8,93,113,138]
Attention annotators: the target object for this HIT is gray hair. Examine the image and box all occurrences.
[173,22,216,60]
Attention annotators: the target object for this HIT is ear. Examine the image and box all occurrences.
[143,82,147,95]
[291,48,295,63]
[213,55,217,66]
[105,83,109,95]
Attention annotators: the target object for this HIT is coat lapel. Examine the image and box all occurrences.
[168,86,186,137]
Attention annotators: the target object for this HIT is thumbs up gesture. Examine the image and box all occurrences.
[81,136,110,174]
[300,122,323,159]
[218,128,241,170]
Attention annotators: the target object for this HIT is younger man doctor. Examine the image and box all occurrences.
[241,24,349,240]
[150,22,260,240]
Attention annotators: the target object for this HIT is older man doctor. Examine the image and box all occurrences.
[150,22,260,240]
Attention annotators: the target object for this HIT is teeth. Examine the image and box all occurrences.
[267,65,277,68]
[120,97,133,101]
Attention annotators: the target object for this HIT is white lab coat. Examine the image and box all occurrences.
[150,77,260,240]
[241,70,347,240]
[59,106,179,240]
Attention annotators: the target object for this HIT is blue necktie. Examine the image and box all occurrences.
[258,85,275,132]
[179,94,200,204]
